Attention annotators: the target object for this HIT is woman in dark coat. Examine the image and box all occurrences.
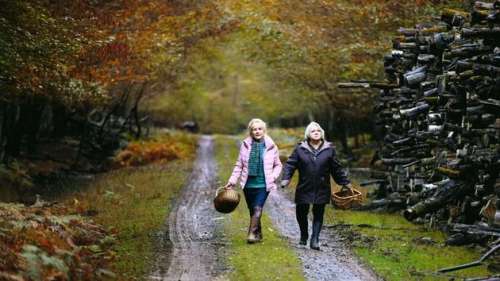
[281,122,351,250]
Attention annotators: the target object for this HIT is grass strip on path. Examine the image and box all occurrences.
[214,135,305,281]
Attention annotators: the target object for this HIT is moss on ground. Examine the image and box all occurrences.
[325,203,494,281]
[214,135,305,281]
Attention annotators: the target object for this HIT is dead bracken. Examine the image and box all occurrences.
[0,203,116,281]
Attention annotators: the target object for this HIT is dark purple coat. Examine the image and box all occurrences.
[282,141,350,204]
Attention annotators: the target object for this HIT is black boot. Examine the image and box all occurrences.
[299,221,308,245]
[299,224,308,245]
[310,204,325,250]
[300,236,308,245]
[310,220,322,250]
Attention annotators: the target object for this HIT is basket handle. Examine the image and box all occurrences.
[215,186,226,197]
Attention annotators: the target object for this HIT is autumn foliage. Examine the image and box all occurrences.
[0,203,116,281]
[146,0,463,148]
[113,132,197,168]
[0,0,235,169]
[0,0,456,166]
[0,0,469,279]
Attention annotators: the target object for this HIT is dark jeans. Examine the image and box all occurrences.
[243,187,269,215]
[296,204,326,238]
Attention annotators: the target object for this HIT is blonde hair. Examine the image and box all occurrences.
[304,122,325,140]
[247,118,267,136]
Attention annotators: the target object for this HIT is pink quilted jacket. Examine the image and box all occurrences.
[228,135,282,191]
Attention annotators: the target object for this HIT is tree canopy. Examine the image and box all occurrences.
[0,0,464,163]
[147,0,463,133]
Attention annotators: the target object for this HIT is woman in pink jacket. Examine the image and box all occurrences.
[224,118,282,243]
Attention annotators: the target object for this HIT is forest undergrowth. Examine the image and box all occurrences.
[0,131,197,280]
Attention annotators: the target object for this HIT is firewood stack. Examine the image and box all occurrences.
[339,1,500,244]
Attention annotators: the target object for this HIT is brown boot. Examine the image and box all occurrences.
[256,221,262,242]
[247,207,262,244]
[247,219,258,243]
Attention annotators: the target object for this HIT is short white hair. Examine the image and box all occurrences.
[247,118,267,136]
[304,122,325,140]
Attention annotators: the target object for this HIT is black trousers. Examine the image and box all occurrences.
[296,203,325,238]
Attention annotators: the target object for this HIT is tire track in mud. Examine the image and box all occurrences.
[266,190,380,281]
[149,136,223,281]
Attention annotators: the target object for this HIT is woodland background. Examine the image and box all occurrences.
[4,1,490,281]
[0,0,466,168]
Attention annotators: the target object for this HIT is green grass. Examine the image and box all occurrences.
[67,161,194,280]
[57,133,198,280]
[214,135,305,281]
[325,209,493,281]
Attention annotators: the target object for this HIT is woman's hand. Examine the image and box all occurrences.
[280,180,289,189]
[224,182,234,190]
[341,183,353,190]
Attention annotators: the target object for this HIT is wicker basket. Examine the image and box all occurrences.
[214,187,240,213]
[331,187,363,209]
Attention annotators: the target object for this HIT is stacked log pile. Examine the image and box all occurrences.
[340,1,500,245]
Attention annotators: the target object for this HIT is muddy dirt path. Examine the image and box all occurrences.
[149,136,224,281]
[150,136,379,281]
[266,190,380,281]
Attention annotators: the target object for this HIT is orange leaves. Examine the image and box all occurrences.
[95,42,130,63]
[5,0,239,107]
[113,133,196,168]
[69,0,190,88]
[0,203,116,281]
[415,0,431,7]
[114,140,185,167]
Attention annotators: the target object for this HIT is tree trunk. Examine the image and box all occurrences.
[336,115,352,157]
[0,101,8,162]
[327,109,334,138]
[354,123,360,148]
[25,100,44,153]
[131,83,146,139]
[98,85,131,141]
[5,104,22,161]
[52,102,68,138]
